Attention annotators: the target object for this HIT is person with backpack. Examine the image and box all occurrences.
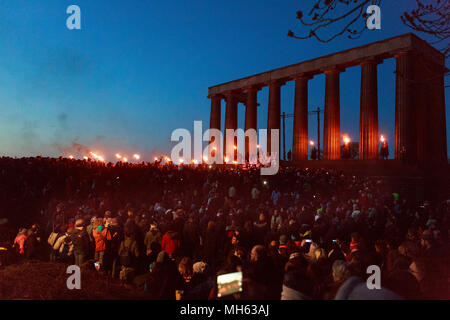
[26,224,42,260]
[104,218,122,278]
[144,224,162,256]
[70,219,90,266]
[47,226,63,262]
[118,230,139,271]
[53,226,74,263]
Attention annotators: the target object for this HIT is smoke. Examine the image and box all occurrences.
[54,137,106,158]
[52,112,104,157]
[57,113,68,128]
[57,141,91,156]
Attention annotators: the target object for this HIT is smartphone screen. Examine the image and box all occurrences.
[217,271,243,298]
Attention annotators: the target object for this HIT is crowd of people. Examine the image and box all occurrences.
[0,156,449,300]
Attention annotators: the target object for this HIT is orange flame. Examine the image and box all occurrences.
[343,135,350,144]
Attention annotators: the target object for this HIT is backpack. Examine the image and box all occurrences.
[60,241,70,258]
[120,240,135,267]
[47,232,59,247]
[71,230,88,252]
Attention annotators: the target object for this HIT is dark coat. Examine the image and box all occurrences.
[71,228,90,255]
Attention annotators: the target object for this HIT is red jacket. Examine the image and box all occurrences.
[92,228,107,252]
[14,234,27,255]
[161,231,180,256]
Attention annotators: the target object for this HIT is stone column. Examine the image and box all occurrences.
[267,80,284,155]
[210,95,222,131]
[293,75,311,161]
[323,67,343,160]
[209,95,222,157]
[244,87,259,160]
[209,94,221,135]
[359,59,380,160]
[394,51,416,163]
[420,59,447,165]
[432,64,448,163]
[224,92,238,160]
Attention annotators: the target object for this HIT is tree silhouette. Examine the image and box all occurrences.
[287,0,449,73]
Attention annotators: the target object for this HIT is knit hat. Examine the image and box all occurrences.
[156,251,168,263]
[193,261,208,274]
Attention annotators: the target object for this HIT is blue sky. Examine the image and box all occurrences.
[0,0,447,160]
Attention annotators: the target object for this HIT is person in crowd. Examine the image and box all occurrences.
[311,145,317,160]
[53,225,74,263]
[247,245,282,299]
[145,251,182,299]
[118,230,140,271]
[13,228,27,257]
[161,228,180,259]
[48,225,64,262]
[25,224,42,259]
[202,221,220,269]
[92,220,108,266]
[177,257,194,292]
[323,260,352,300]
[380,140,389,160]
[105,217,123,278]
[1,157,449,300]
[70,219,90,266]
[144,224,162,256]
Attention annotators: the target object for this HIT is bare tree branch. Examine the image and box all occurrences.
[287,0,449,85]
[288,0,448,55]
[401,0,450,58]
[287,0,376,43]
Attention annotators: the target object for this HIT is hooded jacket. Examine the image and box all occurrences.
[92,227,107,252]
[144,229,162,251]
[161,231,180,256]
